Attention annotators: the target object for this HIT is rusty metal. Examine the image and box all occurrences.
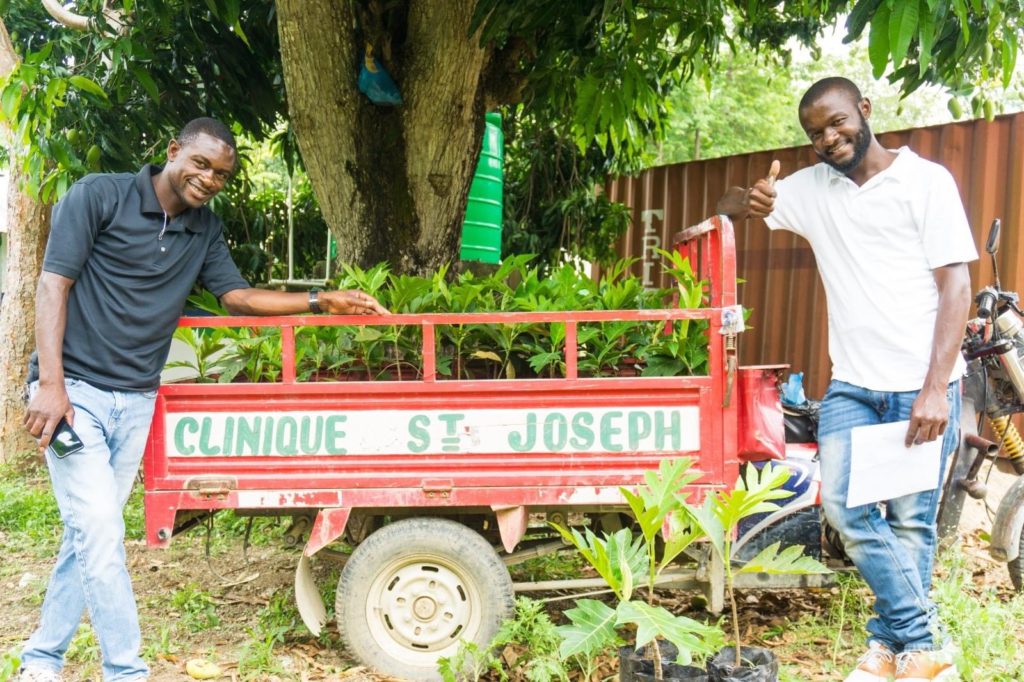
[605,113,1024,398]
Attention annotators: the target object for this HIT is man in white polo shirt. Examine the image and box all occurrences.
[717,77,976,682]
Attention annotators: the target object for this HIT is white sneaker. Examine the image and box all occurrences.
[18,665,62,682]
[844,641,897,681]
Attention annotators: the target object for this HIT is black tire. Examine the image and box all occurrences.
[335,517,515,681]
[820,508,849,563]
[1009,525,1024,593]
[936,400,980,549]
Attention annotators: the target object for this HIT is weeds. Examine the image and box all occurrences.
[66,624,99,666]
[237,623,289,679]
[0,465,61,556]
[170,582,221,632]
[1,650,20,681]
[933,548,1024,681]
[438,596,610,681]
[826,571,873,664]
[141,624,180,661]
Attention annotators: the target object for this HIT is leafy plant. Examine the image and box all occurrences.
[1,650,20,680]
[170,582,221,632]
[164,327,229,383]
[690,462,830,668]
[553,458,724,675]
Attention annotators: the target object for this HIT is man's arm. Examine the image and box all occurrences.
[905,262,973,446]
[715,160,780,221]
[23,272,76,449]
[220,287,388,316]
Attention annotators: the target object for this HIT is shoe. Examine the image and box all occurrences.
[894,648,959,680]
[17,666,62,682]
[844,641,896,681]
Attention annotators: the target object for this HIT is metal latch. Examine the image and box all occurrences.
[421,479,454,499]
[185,477,236,499]
[720,305,745,407]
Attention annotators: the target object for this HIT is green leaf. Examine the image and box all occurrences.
[659,509,705,570]
[0,84,22,122]
[68,75,108,101]
[888,0,919,68]
[621,457,700,547]
[950,0,970,45]
[846,0,883,42]
[917,1,936,76]
[556,599,618,660]
[551,525,644,600]
[868,3,892,79]
[737,541,832,575]
[616,602,723,664]
[1002,32,1018,89]
[130,66,160,102]
[689,497,726,559]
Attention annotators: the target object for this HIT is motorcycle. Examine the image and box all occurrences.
[937,219,1024,591]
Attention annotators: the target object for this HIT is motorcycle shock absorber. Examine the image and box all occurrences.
[988,415,1024,475]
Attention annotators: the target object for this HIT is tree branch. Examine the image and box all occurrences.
[40,0,126,35]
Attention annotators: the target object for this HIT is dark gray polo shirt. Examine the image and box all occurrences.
[31,164,249,391]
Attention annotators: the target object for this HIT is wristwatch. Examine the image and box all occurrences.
[308,289,322,314]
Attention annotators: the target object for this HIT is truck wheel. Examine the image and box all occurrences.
[335,517,515,681]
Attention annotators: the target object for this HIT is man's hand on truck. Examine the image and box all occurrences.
[317,289,391,316]
[715,160,780,220]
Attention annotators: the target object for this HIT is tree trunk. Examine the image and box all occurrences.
[277,0,490,274]
[0,20,49,462]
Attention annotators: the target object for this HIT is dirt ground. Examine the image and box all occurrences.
[0,468,1019,682]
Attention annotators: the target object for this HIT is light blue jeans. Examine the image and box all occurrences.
[818,379,960,653]
[21,378,156,681]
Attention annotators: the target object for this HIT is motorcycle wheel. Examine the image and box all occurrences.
[936,400,980,548]
[1009,533,1023,592]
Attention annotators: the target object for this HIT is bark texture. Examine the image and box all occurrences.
[0,19,49,462]
[277,0,490,273]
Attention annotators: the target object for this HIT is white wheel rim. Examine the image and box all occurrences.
[364,552,482,664]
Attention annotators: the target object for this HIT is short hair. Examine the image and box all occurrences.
[799,77,863,111]
[177,117,236,151]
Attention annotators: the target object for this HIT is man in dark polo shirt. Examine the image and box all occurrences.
[18,118,387,682]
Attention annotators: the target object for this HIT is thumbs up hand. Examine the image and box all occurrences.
[745,160,780,218]
[715,160,781,220]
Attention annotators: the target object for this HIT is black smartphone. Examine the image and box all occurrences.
[49,417,85,459]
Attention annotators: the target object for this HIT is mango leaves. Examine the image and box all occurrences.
[850,0,1019,120]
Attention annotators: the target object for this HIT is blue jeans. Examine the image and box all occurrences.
[21,378,156,680]
[818,379,959,653]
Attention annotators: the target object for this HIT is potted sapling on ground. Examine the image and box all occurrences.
[553,458,724,681]
[689,462,831,682]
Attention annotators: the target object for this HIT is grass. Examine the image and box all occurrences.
[933,548,1024,681]
[170,582,221,632]
[0,464,62,557]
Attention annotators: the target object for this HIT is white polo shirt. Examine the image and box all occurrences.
[764,147,978,392]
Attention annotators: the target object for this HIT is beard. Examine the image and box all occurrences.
[819,115,872,174]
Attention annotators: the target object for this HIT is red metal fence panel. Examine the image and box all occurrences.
[605,113,1024,398]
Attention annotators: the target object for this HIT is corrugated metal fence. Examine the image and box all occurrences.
[605,113,1024,398]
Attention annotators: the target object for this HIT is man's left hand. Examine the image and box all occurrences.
[905,387,948,447]
[319,290,389,315]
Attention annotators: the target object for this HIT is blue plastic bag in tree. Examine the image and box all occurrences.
[358,46,402,106]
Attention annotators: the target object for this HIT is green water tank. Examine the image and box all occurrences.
[459,112,503,264]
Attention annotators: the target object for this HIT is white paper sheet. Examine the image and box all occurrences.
[846,420,943,508]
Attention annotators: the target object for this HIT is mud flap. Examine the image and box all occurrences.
[295,554,328,636]
[990,476,1024,563]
